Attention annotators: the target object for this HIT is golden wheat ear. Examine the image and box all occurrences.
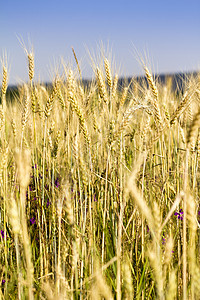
[1,61,8,112]
[111,74,118,100]
[104,58,112,88]
[187,108,200,150]
[144,66,163,128]
[1,66,8,96]
[71,46,82,80]
[96,67,108,104]
[28,52,34,82]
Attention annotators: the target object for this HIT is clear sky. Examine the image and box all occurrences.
[1,0,200,84]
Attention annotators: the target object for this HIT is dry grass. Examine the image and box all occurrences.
[0,49,200,300]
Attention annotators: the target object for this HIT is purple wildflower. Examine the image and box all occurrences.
[55,178,60,188]
[174,209,183,221]
[94,194,97,202]
[147,225,149,233]
[1,230,5,239]
[30,218,36,225]
[46,199,50,208]
[2,279,5,285]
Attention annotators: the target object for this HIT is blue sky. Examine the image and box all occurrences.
[1,0,200,84]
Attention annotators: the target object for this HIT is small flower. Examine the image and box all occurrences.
[46,199,50,208]
[174,209,183,221]
[1,230,5,239]
[162,233,166,245]
[55,178,60,188]
[2,279,5,285]
[147,225,149,233]
[30,218,36,225]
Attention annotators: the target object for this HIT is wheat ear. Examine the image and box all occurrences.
[170,90,192,125]
[1,65,8,111]
[144,66,158,99]
[187,108,200,149]
[28,52,34,82]
[111,74,118,100]
[44,80,58,118]
[67,87,91,147]
[56,80,66,110]
[96,67,108,104]
[104,58,112,88]
[1,66,8,96]
[144,66,163,128]
[21,85,30,136]
[71,47,82,80]
[119,86,128,108]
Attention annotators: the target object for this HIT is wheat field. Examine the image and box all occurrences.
[0,48,200,300]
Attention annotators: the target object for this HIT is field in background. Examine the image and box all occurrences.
[0,49,200,299]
